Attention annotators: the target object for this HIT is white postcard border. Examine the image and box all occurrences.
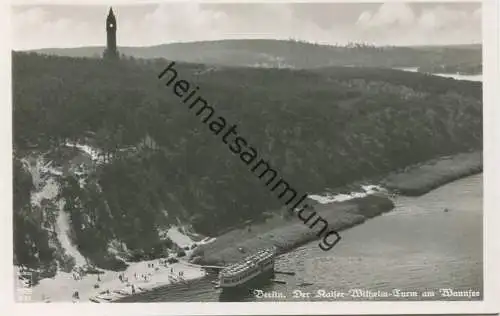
[1,0,498,315]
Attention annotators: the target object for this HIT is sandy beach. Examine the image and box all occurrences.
[20,225,211,303]
[26,257,206,302]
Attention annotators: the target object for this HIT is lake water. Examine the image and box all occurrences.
[395,67,483,82]
[120,173,483,302]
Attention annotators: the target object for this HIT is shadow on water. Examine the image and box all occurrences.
[114,276,217,302]
[218,279,275,302]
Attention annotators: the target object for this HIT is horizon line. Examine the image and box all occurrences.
[14,38,483,52]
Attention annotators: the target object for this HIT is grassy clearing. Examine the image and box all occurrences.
[382,151,482,196]
[192,195,394,265]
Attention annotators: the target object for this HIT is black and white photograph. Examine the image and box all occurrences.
[4,0,500,314]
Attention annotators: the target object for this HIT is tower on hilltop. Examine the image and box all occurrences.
[103,7,119,60]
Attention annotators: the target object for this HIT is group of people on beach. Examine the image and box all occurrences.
[72,267,87,281]
[118,273,128,283]
[117,260,180,284]
[66,257,188,302]
[134,271,153,282]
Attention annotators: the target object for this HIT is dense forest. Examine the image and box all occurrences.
[31,39,482,73]
[13,52,482,275]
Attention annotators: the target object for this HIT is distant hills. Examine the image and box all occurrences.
[26,39,482,74]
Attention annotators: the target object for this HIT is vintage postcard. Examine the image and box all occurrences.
[2,0,499,315]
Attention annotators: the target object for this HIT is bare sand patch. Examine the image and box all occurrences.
[29,258,205,302]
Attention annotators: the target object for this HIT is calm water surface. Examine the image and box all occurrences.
[121,174,483,302]
[395,67,483,82]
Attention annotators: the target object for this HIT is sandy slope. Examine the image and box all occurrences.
[309,184,384,204]
[167,227,194,249]
[55,204,88,267]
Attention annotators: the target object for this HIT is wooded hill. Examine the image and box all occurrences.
[13,52,482,274]
[29,39,482,73]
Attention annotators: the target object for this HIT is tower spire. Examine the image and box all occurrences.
[103,7,119,60]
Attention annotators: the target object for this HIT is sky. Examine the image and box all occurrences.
[11,2,482,50]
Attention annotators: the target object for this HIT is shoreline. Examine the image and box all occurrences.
[117,167,483,302]
[192,195,394,266]
[382,151,482,196]
[23,257,206,303]
[192,151,482,265]
[113,274,212,303]
[20,151,483,302]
